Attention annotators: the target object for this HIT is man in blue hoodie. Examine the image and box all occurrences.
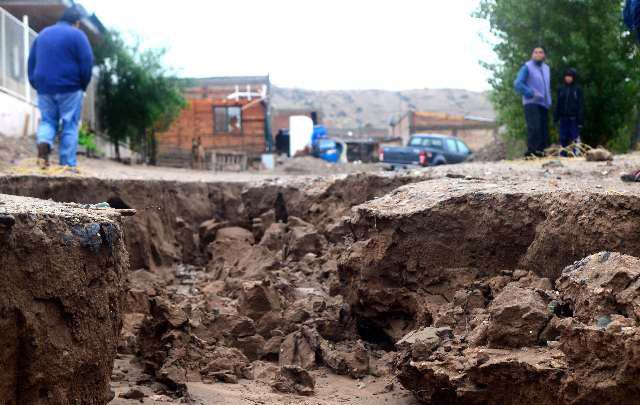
[28,6,94,169]
[514,46,552,157]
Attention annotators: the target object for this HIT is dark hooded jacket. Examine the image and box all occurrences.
[624,0,640,41]
[554,69,585,126]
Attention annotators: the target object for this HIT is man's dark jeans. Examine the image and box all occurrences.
[524,104,549,156]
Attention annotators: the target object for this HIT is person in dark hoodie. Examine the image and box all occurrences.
[554,68,585,151]
[28,6,93,170]
[622,0,640,181]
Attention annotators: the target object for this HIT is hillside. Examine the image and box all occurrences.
[271,87,495,130]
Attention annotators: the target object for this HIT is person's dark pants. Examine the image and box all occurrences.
[524,104,549,156]
[559,117,580,147]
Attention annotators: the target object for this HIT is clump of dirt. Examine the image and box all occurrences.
[271,365,315,396]
[395,253,640,405]
[0,194,128,405]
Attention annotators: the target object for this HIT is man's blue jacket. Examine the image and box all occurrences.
[28,21,94,95]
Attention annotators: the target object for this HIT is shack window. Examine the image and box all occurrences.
[214,107,242,133]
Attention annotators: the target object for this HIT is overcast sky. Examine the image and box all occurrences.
[79,0,495,92]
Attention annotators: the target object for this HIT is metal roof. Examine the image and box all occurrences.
[0,0,105,42]
[186,76,270,87]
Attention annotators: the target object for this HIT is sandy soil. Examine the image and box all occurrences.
[109,356,417,405]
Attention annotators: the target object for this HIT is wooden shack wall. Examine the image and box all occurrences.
[156,99,266,168]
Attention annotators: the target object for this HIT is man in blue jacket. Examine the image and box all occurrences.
[28,6,94,169]
[514,46,552,157]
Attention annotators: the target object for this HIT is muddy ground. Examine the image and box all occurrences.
[4,152,640,404]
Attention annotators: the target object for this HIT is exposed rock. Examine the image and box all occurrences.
[238,280,283,322]
[486,283,552,348]
[208,234,280,281]
[279,330,317,370]
[557,252,640,324]
[209,313,257,339]
[272,366,315,396]
[200,346,253,381]
[233,334,266,361]
[318,340,369,379]
[396,328,443,360]
[397,346,566,405]
[558,322,640,404]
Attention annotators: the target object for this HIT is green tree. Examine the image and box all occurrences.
[476,0,640,152]
[94,31,186,162]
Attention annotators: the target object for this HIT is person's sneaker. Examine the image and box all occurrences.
[37,143,50,169]
[621,169,640,182]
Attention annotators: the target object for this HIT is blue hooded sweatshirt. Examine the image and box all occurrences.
[28,21,94,95]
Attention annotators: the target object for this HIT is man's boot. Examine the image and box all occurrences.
[37,143,50,169]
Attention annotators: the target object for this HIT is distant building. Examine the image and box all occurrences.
[272,108,321,133]
[0,0,104,137]
[390,111,498,151]
[329,126,389,141]
[155,76,272,168]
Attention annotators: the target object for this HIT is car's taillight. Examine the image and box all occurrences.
[419,151,428,166]
[379,149,384,162]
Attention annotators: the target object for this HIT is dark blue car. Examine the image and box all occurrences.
[380,134,472,169]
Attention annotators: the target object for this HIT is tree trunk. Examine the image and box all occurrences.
[140,128,148,164]
[111,134,121,162]
[149,130,157,166]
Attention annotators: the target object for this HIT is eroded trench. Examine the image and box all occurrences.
[4,174,640,404]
